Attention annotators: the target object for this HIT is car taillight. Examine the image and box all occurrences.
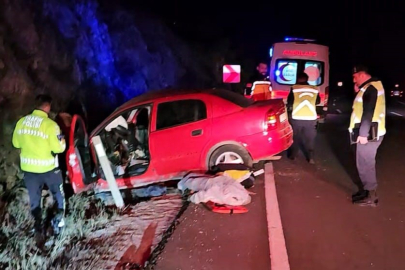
[264,110,278,131]
[268,115,277,126]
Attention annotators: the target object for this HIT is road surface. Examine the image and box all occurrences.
[154,173,271,270]
[274,97,405,270]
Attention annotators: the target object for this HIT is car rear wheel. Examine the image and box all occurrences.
[209,145,253,169]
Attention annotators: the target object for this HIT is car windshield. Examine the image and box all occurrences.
[210,89,254,108]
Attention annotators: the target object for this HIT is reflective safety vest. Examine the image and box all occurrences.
[251,81,272,101]
[12,110,66,173]
[348,81,386,137]
[291,84,319,120]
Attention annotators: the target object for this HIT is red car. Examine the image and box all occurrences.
[66,88,293,194]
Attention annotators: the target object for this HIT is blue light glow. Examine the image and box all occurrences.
[269,47,273,57]
[41,0,184,103]
[284,37,316,42]
[275,70,281,76]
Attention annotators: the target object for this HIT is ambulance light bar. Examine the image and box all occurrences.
[284,37,316,42]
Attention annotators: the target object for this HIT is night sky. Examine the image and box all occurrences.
[126,0,405,88]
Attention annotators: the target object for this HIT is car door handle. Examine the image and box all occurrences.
[191,129,202,136]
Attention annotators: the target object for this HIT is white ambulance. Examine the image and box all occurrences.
[269,37,330,121]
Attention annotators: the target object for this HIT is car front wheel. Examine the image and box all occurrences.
[208,145,253,169]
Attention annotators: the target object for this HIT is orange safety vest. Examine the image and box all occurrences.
[251,81,272,101]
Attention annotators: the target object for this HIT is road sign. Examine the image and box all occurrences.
[223,65,241,83]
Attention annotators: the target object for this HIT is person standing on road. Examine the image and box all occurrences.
[287,72,320,164]
[350,65,386,206]
[12,94,66,234]
[244,61,272,100]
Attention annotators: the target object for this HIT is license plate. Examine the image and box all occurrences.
[280,112,287,122]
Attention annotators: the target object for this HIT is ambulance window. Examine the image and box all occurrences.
[275,60,298,85]
[304,61,324,86]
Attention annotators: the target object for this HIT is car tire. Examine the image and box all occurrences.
[208,144,253,169]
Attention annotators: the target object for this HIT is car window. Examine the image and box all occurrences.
[156,99,207,130]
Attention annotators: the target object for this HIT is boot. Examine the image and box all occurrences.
[287,148,297,160]
[352,190,369,203]
[308,151,315,164]
[30,208,43,235]
[354,190,378,207]
[51,209,65,236]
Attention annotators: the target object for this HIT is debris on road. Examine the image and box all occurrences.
[178,173,251,206]
[204,201,248,214]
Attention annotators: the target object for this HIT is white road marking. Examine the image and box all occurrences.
[390,111,403,117]
[396,100,405,106]
[264,162,290,270]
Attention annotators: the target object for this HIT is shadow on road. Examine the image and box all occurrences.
[321,115,364,191]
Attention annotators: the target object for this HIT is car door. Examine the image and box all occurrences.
[149,97,212,175]
[66,115,97,193]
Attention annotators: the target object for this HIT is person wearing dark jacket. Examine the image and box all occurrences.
[244,61,269,96]
[287,72,320,164]
[350,65,386,206]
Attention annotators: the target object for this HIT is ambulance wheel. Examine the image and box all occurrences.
[209,145,253,169]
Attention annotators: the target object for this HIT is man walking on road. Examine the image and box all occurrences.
[287,72,320,164]
[12,94,66,234]
[350,65,386,206]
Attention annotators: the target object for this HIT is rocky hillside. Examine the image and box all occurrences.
[0,0,219,192]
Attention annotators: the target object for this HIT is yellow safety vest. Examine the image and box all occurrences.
[12,110,66,173]
[251,81,272,100]
[291,84,319,120]
[348,81,386,137]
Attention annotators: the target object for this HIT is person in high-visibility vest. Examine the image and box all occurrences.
[244,61,270,97]
[350,65,385,207]
[12,94,66,234]
[287,72,320,164]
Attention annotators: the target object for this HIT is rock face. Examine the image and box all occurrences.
[0,0,214,191]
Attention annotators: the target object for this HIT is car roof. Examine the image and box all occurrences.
[90,88,254,137]
[116,88,241,110]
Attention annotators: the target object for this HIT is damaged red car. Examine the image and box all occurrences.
[66,88,293,195]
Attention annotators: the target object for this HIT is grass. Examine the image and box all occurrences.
[0,185,118,270]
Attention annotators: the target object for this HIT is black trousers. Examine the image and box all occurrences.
[289,119,317,159]
[23,169,65,225]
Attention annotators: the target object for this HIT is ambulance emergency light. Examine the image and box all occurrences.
[284,37,316,42]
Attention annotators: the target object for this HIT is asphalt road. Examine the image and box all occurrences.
[154,173,271,270]
[274,96,405,270]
